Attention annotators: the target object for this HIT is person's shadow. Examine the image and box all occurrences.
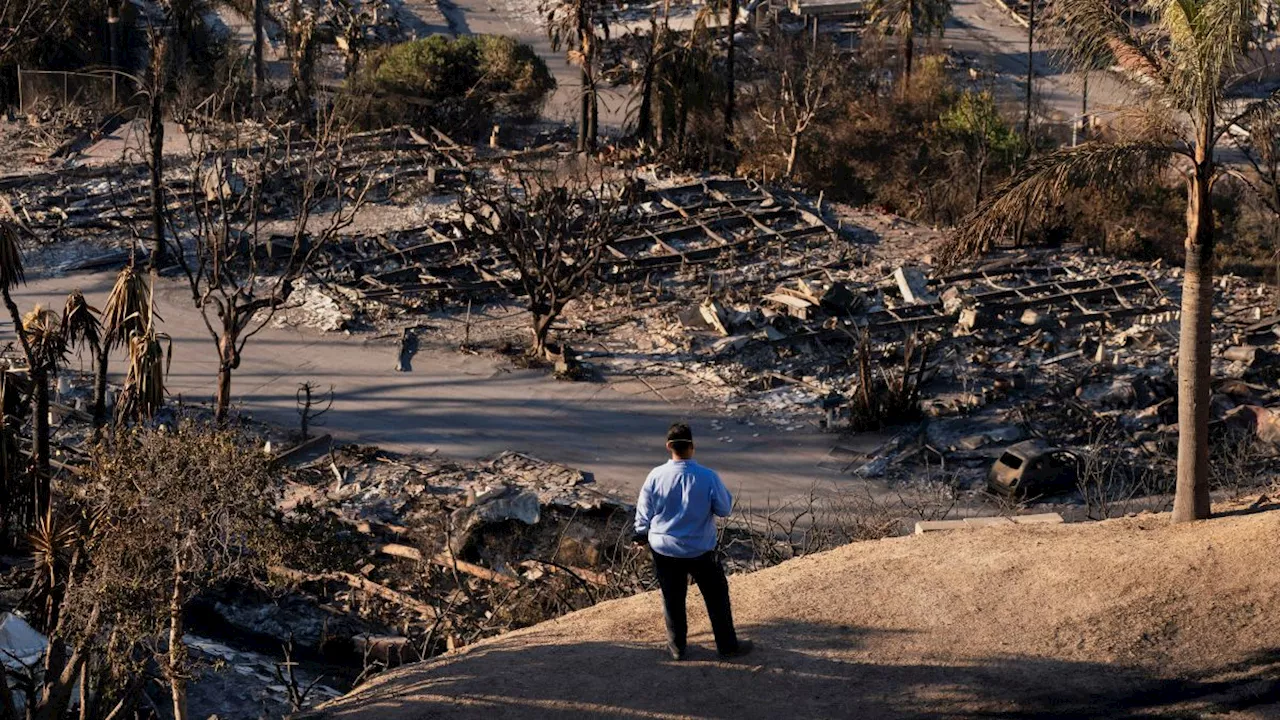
[299,619,1280,718]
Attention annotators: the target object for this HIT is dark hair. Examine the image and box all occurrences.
[666,422,693,449]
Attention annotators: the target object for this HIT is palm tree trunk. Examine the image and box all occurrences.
[1172,153,1215,523]
[168,563,188,720]
[252,0,266,113]
[636,20,658,142]
[92,342,110,428]
[33,372,49,516]
[724,0,738,155]
[148,36,167,273]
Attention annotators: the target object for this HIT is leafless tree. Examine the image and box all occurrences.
[170,104,375,421]
[459,168,631,358]
[750,38,843,179]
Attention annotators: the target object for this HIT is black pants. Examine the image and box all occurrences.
[651,549,739,654]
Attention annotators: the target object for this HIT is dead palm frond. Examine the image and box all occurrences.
[0,221,26,292]
[28,513,78,575]
[1045,0,1171,89]
[116,329,172,423]
[938,141,1181,266]
[61,290,102,354]
[100,263,153,349]
[25,512,79,625]
[22,305,67,373]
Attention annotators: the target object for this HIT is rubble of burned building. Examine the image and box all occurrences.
[12,127,1280,513]
[6,111,1280,716]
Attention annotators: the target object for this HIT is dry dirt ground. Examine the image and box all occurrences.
[308,506,1280,718]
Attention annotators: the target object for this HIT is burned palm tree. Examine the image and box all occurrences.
[116,276,170,424]
[92,263,151,428]
[22,305,67,518]
[0,208,38,542]
[61,291,100,354]
[629,8,721,155]
[116,330,171,425]
[545,0,614,152]
[939,0,1272,522]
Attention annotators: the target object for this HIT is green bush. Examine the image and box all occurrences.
[344,35,555,135]
[475,35,558,118]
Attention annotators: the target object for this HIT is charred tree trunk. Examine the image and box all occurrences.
[0,661,14,720]
[974,155,986,211]
[637,49,657,142]
[168,564,188,720]
[92,342,110,428]
[785,133,799,179]
[531,307,557,358]
[578,65,591,152]
[724,0,738,156]
[33,371,49,517]
[0,288,34,526]
[252,0,266,112]
[1172,119,1215,523]
[215,325,239,422]
[148,36,168,272]
[215,362,233,423]
[587,70,599,150]
[1023,0,1035,152]
[33,646,87,720]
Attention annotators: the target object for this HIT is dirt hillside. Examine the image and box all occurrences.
[308,509,1280,718]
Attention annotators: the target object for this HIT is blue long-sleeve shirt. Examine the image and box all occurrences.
[634,459,732,558]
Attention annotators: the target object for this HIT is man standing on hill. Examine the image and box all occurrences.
[634,422,753,661]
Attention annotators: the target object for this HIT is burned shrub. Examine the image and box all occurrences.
[8,422,280,720]
[847,331,929,432]
[460,166,631,358]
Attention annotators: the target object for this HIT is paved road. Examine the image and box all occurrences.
[7,271,852,503]
[944,0,1139,125]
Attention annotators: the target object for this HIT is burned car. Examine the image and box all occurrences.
[987,439,1079,499]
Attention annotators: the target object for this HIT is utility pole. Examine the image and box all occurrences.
[1023,0,1035,156]
[253,0,266,113]
[724,0,738,158]
[1080,71,1088,142]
